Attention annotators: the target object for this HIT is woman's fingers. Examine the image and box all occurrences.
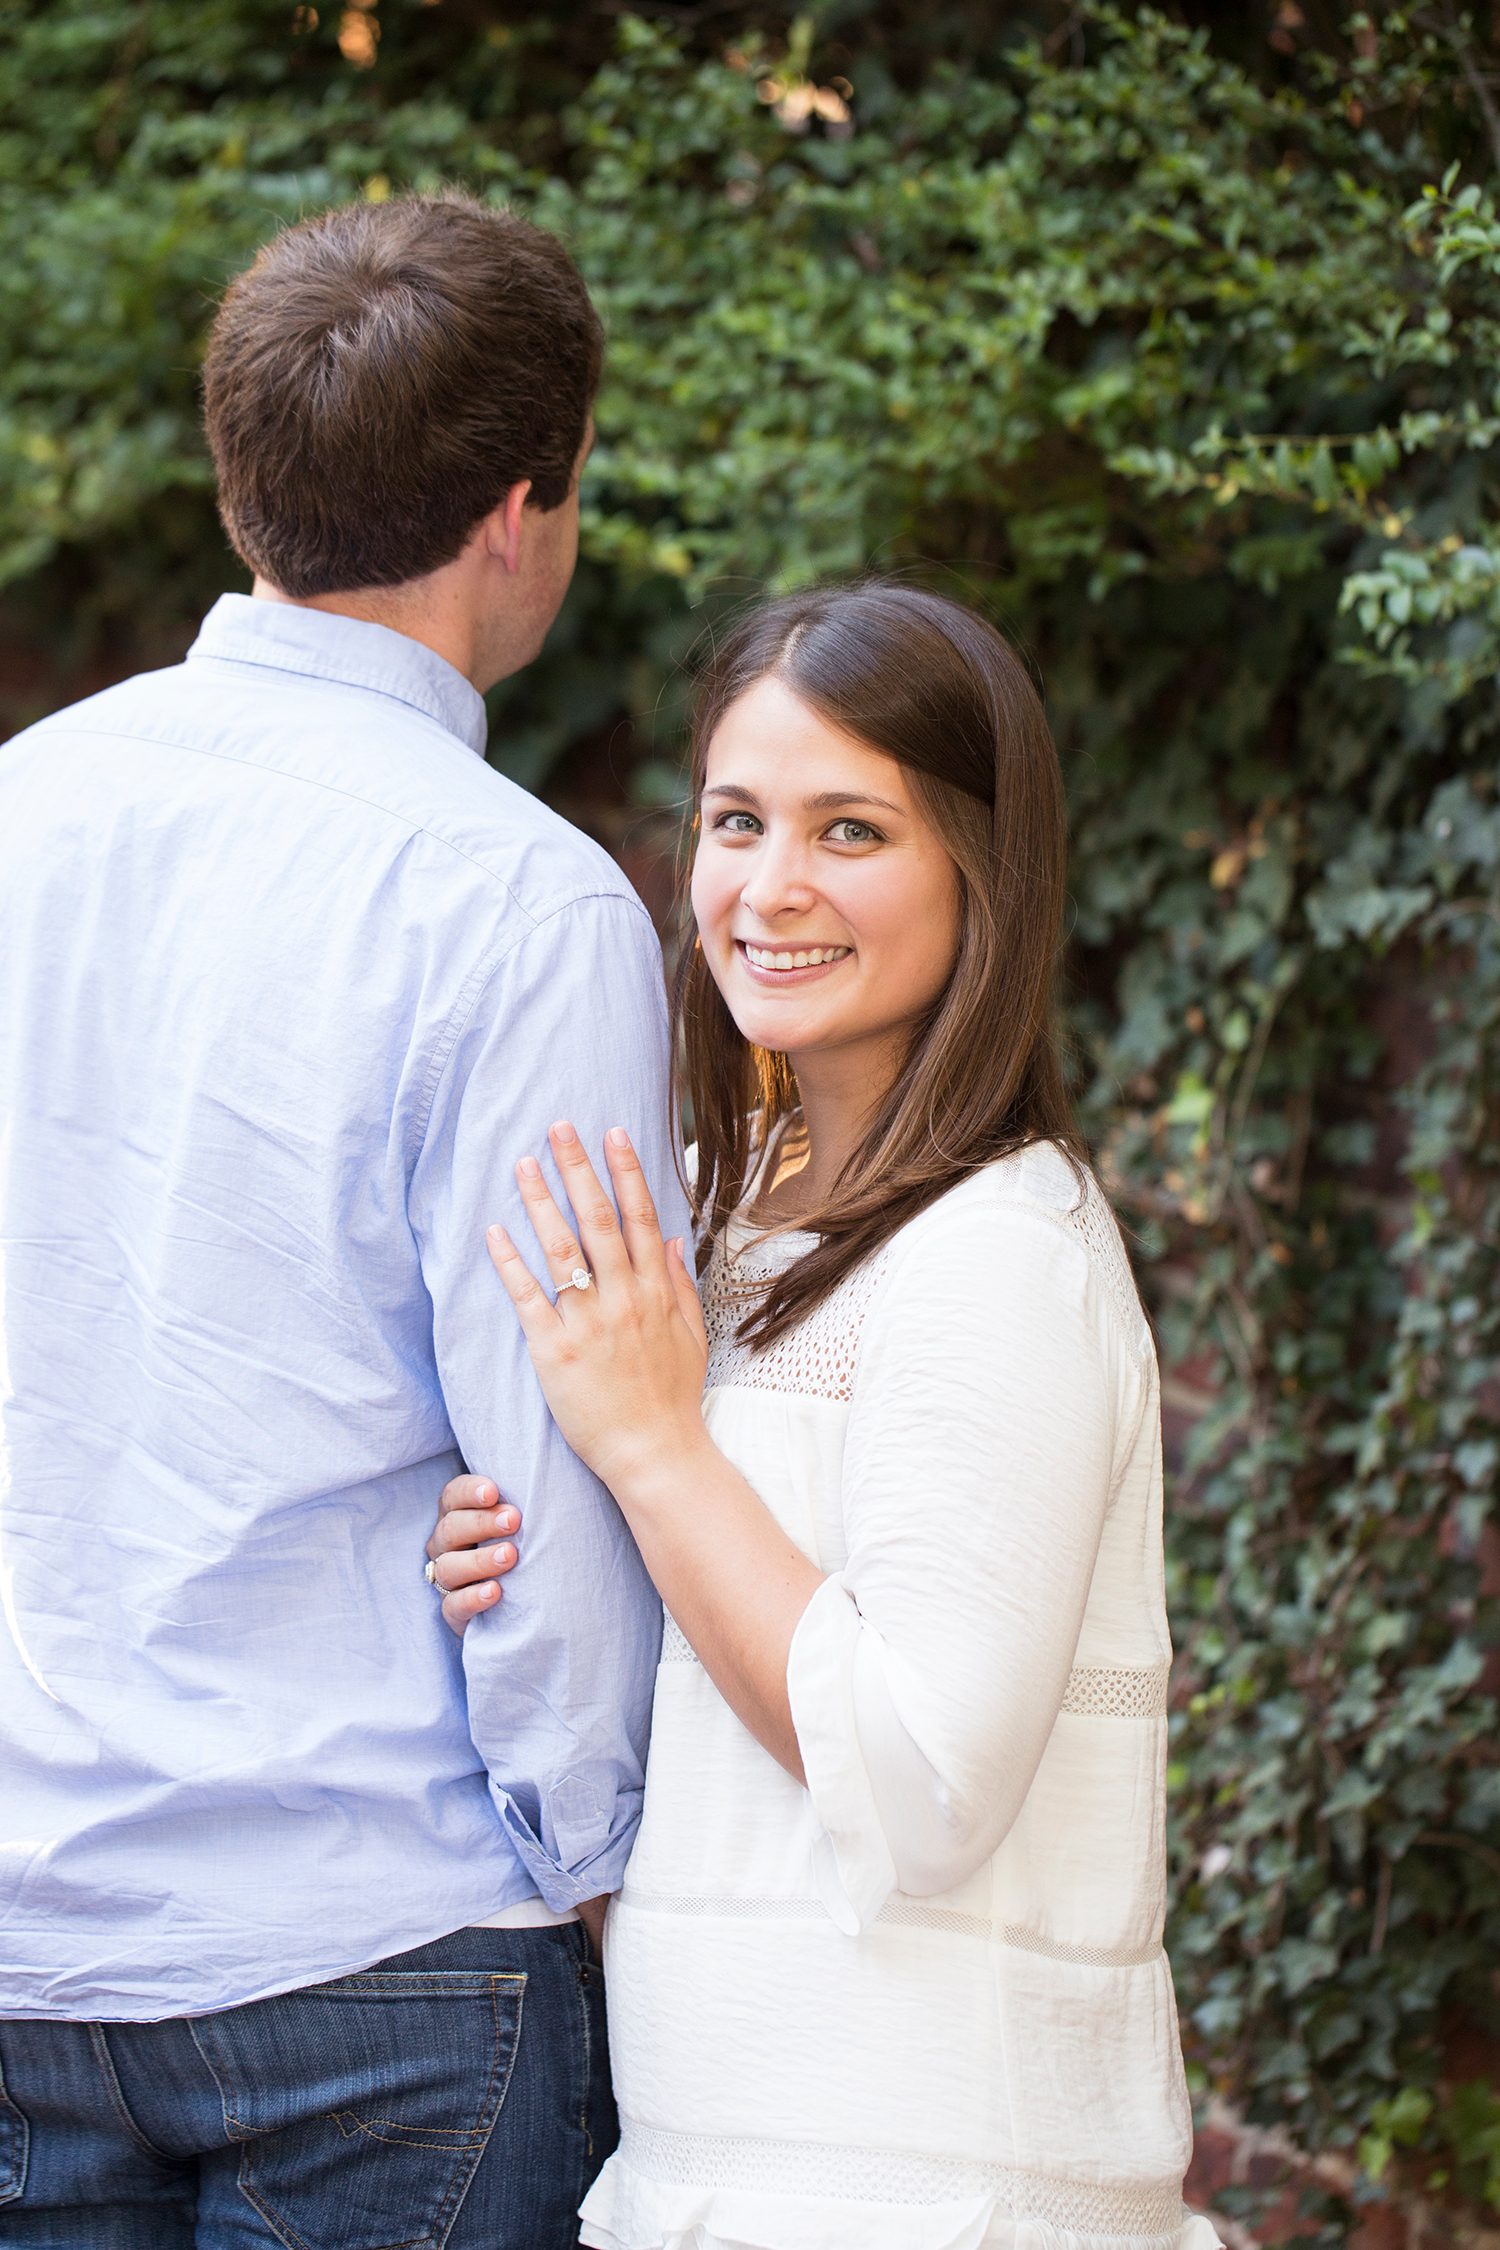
[427,1504,518,1561]
[506,1126,662,1297]
[427,1476,522,1640]
[432,1474,515,1535]
[486,1217,564,1338]
[441,1577,504,1636]
[545,1123,631,1282]
[429,1529,519,1638]
[429,1536,518,1593]
[603,1127,671,1281]
[510,1152,591,1293]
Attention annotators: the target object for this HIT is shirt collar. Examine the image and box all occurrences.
[188,593,490,758]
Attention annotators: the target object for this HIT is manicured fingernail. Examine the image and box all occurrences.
[487,1224,510,1246]
[552,1120,576,1143]
[482,1582,499,1601]
[609,1126,629,1147]
[491,1546,513,1568]
[518,1156,541,1178]
[475,1483,493,1503]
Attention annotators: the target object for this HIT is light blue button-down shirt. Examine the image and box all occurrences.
[0,594,686,2020]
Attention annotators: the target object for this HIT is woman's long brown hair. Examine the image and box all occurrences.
[672,581,1081,1351]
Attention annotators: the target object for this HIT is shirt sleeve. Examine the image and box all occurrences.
[785,1198,1126,1934]
[408,888,690,1912]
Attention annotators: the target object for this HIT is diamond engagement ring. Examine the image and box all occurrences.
[424,1560,443,1590]
[556,1266,592,1296]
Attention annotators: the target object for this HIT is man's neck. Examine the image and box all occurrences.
[247,464,577,693]
[252,575,485,688]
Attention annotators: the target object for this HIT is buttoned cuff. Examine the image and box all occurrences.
[490,1779,642,1913]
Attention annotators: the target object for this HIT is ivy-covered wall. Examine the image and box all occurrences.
[3,1,1497,2233]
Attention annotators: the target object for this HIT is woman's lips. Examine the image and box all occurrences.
[733,939,851,986]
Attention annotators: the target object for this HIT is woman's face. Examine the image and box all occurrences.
[691,673,963,1089]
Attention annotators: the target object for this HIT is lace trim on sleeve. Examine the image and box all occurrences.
[1059,1662,1171,1719]
[663,1613,1170,1724]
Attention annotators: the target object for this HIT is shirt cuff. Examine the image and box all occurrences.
[489,1780,641,1913]
[786,1575,897,1935]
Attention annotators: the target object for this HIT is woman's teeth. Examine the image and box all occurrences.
[744,944,850,970]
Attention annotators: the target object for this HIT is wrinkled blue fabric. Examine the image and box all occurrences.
[0,595,684,2019]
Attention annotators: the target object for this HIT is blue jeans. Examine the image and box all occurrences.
[0,1923,615,2249]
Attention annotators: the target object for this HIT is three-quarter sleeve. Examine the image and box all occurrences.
[786,1194,1130,1932]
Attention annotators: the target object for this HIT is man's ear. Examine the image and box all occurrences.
[485,481,533,576]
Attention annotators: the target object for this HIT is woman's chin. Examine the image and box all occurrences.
[720,969,880,1057]
[727,1009,797,1056]
[721,992,828,1058]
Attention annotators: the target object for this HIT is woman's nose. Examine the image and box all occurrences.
[739,837,817,920]
[740,860,818,919]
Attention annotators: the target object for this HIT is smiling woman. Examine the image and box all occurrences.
[678,582,1078,1346]
[428,580,1214,2250]
[693,670,961,1137]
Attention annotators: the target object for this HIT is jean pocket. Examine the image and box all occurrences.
[190,1969,525,2250]
[0,2077,27,2206]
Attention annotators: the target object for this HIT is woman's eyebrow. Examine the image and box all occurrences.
[803,790,904,815]
[701,784,904,815]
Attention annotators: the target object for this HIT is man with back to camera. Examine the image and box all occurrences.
[0,193,687,2246]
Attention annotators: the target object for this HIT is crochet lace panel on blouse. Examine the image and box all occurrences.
[700,1157,1148,1405]
[702,1227,893,1404]
[1052,1162,1152,1369]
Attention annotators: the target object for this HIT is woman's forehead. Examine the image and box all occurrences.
[704,676,908,800]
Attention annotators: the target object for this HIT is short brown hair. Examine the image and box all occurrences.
[203,194,603,597]
[675,581,1080,1350]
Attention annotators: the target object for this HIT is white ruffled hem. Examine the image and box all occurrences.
[578,2160,1225,2250]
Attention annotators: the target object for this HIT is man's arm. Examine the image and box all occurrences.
[408,887,688,1911]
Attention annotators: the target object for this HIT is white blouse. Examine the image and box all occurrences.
[580,1141,1217,2250]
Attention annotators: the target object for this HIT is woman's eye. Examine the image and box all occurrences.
[826,819,880,845]
[714,811,762,836]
